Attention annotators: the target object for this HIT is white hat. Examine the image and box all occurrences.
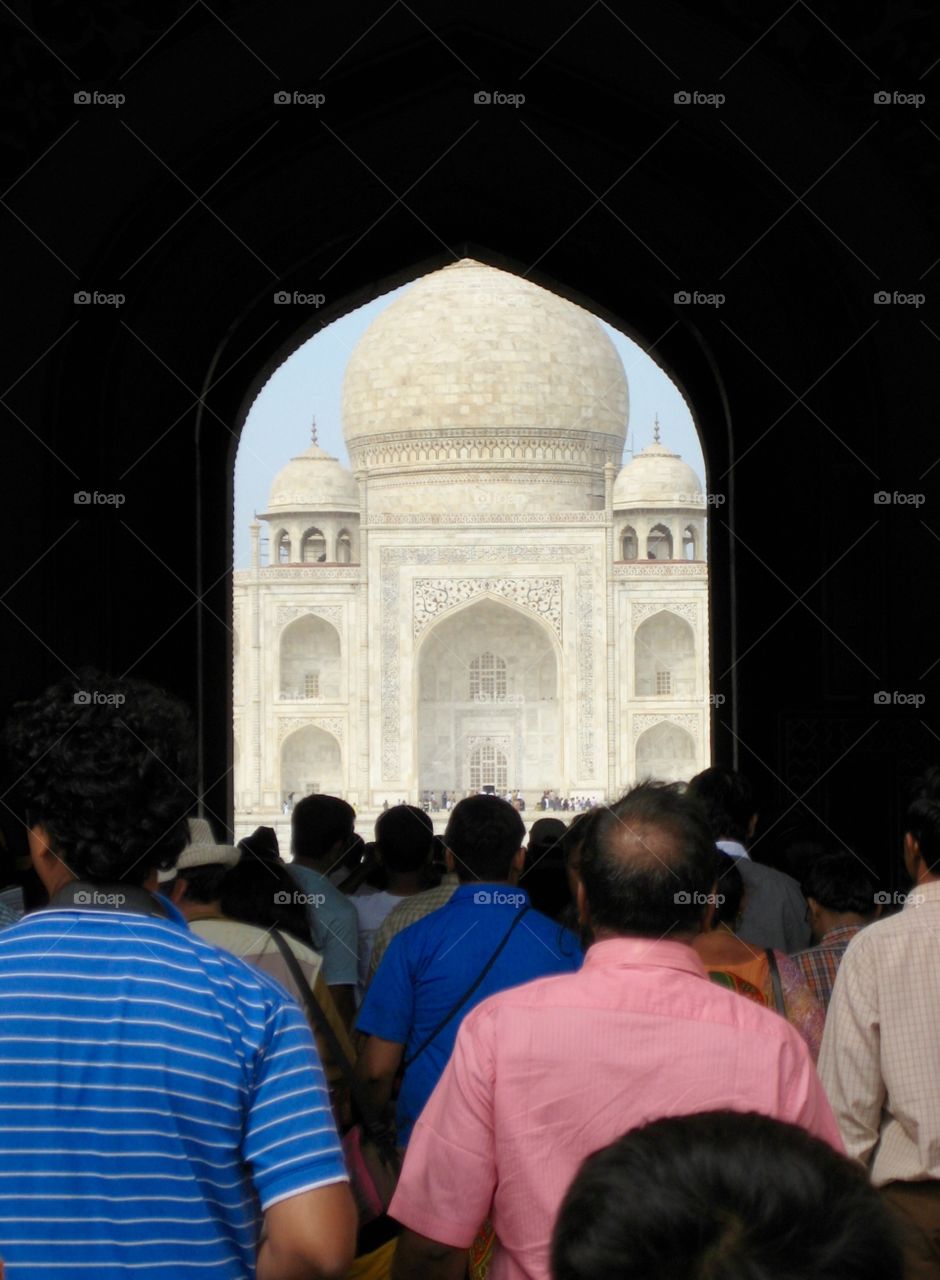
[186,817,216,847]
[157,836,240,884]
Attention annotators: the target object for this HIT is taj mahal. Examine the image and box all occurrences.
[233,259,710,835]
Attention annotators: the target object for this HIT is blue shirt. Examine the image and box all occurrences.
[289,863,360,987]
[356,884,581,1144]
[0,901,347,1278]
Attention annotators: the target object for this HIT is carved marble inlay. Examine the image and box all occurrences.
[630,601,698,628]
[631,713,699,742]
[412,578,562,640]
[275,604,344,630]
[277,716,346,744]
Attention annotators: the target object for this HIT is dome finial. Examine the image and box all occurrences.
[653,413,661,445]
[311,415,318,447]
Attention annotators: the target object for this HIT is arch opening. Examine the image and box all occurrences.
[417,597,559,800]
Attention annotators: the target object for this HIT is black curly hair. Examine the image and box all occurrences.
[5,670,196,886]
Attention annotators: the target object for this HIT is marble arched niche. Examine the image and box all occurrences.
[279,614,341,700]
[416,596,560,797]
[281,725,342,800]
[635,721,697,784]
[634,611,696,698]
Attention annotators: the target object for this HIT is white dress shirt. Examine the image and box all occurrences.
[820,878,940,1185]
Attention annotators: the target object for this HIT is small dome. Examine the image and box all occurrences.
[613,439,704,509]
[266,440,359,514]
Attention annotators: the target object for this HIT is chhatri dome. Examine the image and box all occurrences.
[266,419,359,514]
[341,258,629,513]
[613,418,705,509]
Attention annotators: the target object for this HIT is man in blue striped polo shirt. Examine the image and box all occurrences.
[0,673,356,1279]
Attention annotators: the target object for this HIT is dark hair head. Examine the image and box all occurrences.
[802,852,876,916]
[237,825,281,863]
[527,818,568,864]
[444,795,525,882]
[220,856,312,946]
[551,1110,904,1280]
[375,805,434,874]
[905,766,940,874]
[4,671,195,886]
[578,782,716,938]
[712,850,744,927]
[177,863,229,905]
[291,794,355,865]
[561,811,592,876]
[687,766,755,844]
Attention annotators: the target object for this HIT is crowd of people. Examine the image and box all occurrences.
[0,670,936,1278]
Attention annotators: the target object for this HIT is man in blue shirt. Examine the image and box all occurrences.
[0,672,355,1280]
[288,794,360,1027]
[355,795,581,1146]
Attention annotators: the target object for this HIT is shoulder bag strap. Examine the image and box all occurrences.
[403,904,531,1071]
[765,947,787,1017]
[266,927,389,1140]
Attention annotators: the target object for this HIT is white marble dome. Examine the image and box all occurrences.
[266,440,359,513]
[613,440,705,509]
[340,259,628,513]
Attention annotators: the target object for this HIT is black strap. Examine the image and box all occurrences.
[766,947,786,1017]
[265,927,393,1145]
[403,905,531,1071]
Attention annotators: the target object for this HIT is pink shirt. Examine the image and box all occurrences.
[390,936,843,1280]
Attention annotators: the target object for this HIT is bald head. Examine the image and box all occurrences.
[578,782,716,940]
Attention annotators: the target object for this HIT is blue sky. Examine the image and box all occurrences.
[233,281,705,568]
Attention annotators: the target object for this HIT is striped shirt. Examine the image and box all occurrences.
[820,881,940,1185]
[791,924,864,1011]
[0,903,347,1277]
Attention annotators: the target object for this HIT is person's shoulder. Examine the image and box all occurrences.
[740,859,802,891]
[309,874,357,920]
[524,907,582,963]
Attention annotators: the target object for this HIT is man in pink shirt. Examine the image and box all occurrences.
[390,781,843,1280]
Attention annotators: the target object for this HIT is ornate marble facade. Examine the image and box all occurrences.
[233,260,709,831]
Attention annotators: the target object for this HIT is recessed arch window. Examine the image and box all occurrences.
[647,524,673,560]
[336,529,352,564]
[620,526,638,560]
[469,741,508,792]
[683,525,697,560]
[469,652,507,700]
[300,528,327,563]
[275,530,291,564]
